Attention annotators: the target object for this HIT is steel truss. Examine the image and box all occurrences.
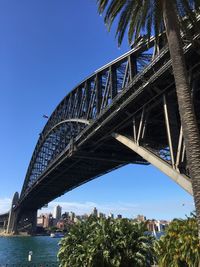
[112,91,194,195]
[21,37,157,196]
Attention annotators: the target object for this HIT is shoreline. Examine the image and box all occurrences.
[0,233,30,237]
[0,231,49,237]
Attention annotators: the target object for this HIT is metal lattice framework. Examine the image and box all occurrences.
[21,37,158,197]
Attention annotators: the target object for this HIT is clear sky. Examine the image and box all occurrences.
[0,0,194,220]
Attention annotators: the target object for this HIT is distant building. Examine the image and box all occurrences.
[74,217,79,223]
[37,213,53,228]
[62,212,69,220]
[147,220,157,232]
[146,219,170,232]
[92,207,98,217]
[37,215,45,227]
[80,214,89,221]
[53,205,62,220]
[159,220,170,231]
[117,214,122,219]
[98,212,106,218]
[108,213,114,219]
[69,211,75,222]
[136,215,146,222]
[57,219,65,230]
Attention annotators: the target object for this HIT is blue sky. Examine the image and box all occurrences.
[0,0,194,220]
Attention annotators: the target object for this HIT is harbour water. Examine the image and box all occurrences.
[0,236,60,264]
[0,232,164,265]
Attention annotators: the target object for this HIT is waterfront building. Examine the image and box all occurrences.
[37,213,53,228]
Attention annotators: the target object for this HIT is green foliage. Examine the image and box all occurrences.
[58,216,155,267]
[155,216,200,267]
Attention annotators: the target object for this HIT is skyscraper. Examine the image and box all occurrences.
[53,205,62,220]
[92,207,98,217]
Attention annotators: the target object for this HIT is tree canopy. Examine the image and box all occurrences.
[58,216,155,267]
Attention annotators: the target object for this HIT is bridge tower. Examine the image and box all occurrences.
[7,192,19,234]
[7,192,37,234]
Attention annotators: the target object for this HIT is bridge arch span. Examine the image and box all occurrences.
[17,22,200,223]
[22,119,91,193]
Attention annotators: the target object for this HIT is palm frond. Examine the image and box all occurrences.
[97,0,109,13]
[116,1,133,46]
[104,0,127,29]
[128,2,142,44]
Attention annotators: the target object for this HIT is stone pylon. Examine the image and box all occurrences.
[7,192,19,234]
[7,192,37,235]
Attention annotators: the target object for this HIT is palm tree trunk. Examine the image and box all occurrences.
[162,0,200,238]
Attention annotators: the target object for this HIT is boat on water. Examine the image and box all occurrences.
[50,232,64,238]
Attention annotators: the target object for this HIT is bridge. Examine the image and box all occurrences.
[2,19,200,234]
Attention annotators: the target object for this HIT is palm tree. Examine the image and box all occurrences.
[155,215,200,266]
[97,0,200,234]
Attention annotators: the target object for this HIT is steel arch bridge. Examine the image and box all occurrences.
[4,18,200,234]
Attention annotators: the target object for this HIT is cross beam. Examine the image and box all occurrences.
[112,133,192,195]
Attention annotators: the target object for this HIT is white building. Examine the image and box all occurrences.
[53,205,62,220]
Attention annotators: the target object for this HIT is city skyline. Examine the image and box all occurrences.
[37,206,170,235]
[37,197,194,220]
[38,205,171,223]
[0,0,194,220]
